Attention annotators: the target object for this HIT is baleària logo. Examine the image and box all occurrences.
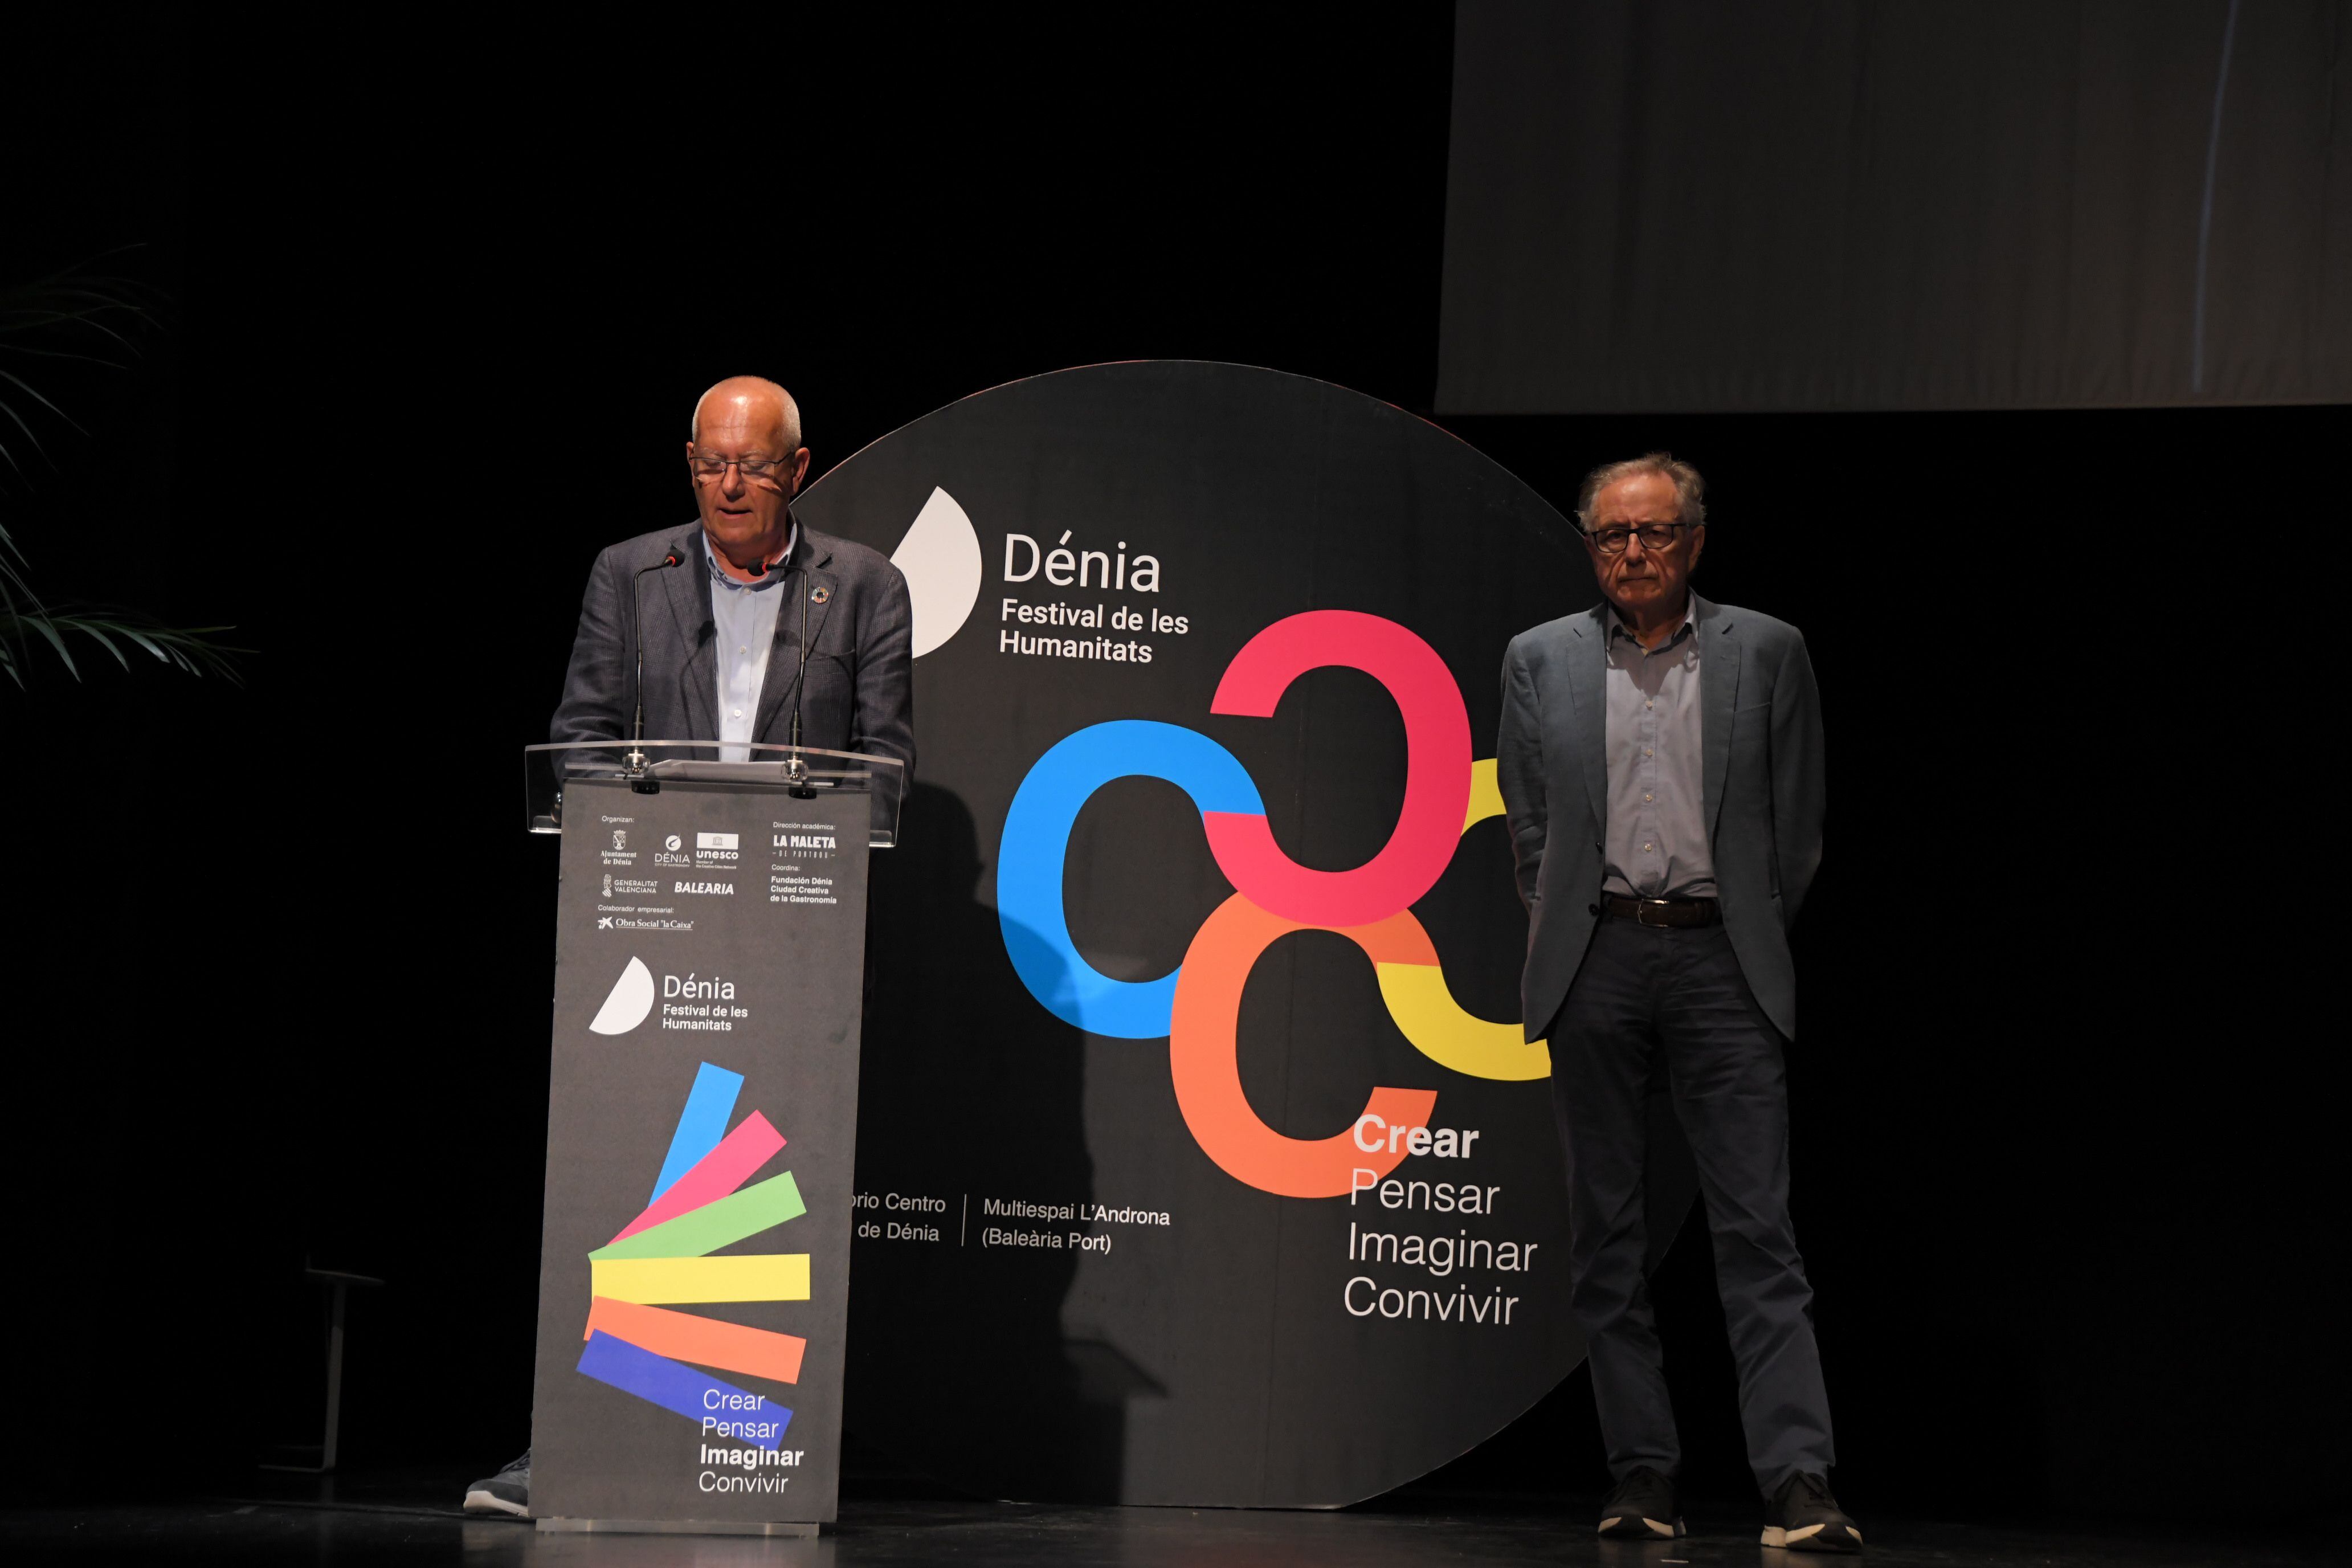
[1000,611,1550,1200]
[590,956,656,1035]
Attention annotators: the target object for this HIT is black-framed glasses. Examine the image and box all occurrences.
[1584,521,1694,554]
[689,450,799,481]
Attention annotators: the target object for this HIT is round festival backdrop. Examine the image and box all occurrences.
[801,361,1696,1506]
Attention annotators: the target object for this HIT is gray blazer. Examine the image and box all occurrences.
[1496,594,1824,1041]
[550,517,916,827]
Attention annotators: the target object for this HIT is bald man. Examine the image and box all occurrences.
[549,374,914,818]
[467,381,913,1516]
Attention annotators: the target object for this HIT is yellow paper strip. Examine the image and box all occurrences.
[589,1253,810,1305]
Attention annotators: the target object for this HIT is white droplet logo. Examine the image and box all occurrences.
[891,486,983,658]
[589,956,655,1035]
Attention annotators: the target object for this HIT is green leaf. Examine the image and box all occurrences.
[20,611,78,677]
[0,607,246,687]
[73,620,130,671]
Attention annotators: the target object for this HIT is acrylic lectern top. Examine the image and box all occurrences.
[524,741,903,848]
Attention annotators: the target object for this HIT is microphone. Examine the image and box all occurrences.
[626,546,687,775]
[785,579,815,797]
[704,522,806,786]
[745,517,816,797]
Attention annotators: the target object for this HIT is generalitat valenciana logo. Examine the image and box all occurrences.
[589,956,656,1035]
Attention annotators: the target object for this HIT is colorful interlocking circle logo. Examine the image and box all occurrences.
[998,610,1548,1199]
[803,360,1653,1509]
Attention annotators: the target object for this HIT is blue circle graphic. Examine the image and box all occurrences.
[995,720,1264,1037]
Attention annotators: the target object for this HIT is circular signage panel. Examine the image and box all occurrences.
[802,362,1691,1506]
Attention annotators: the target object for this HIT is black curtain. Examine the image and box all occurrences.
[1439,0,2350,411]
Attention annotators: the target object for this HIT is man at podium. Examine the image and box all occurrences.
[549,374,913,811]
[465,375,913,1516]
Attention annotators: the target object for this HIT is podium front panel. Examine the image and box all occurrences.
[529,777,870,1528]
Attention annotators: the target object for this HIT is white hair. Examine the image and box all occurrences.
[1576,452,1706,529]
[690,378,803,451]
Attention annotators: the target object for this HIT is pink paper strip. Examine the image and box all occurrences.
[610,1112,785,1243]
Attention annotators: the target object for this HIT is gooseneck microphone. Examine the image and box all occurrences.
[691,520,805,787]
[624,546,687,775]
[740,521,818,795]
[786,577,815,797]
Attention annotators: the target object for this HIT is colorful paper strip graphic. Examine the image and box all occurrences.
[612,1112,785,1244]
[590,1172,806,1261]
[651,1062,745,1204]
[575,1330,791,1450]
[590,1253,810,1305]
[583,1296,807,1385]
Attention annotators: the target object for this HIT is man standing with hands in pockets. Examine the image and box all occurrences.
[1497,454,1859,1552]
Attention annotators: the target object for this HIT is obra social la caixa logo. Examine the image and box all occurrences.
[997,610,1549,1200]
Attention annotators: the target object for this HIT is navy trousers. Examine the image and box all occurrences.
[1548,912,1836,1494]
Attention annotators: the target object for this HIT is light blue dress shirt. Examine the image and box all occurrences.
[701,525,795,762]
[1600,595,1717,899]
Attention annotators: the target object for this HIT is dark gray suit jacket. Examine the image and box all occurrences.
[1496,594,1823,1041]
[550,517,916,827]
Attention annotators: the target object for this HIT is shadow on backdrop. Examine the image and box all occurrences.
[850,783,1132,1498]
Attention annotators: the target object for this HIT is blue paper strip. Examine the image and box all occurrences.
[652,1062,744,1203]
[576,1330,792,1449]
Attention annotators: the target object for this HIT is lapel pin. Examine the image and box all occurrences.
[810,585,831,605]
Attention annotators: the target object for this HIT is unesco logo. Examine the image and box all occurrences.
[999,610,1547,1199]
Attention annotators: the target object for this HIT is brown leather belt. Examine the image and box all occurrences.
[1601,893,1722,928]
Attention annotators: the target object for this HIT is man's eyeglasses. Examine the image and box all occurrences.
[1584,521,1695,555]
[690,451,797,481]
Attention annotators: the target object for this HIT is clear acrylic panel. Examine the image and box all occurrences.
[524,741,905,848]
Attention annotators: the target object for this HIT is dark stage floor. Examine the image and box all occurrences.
[0,1472,2336,1568]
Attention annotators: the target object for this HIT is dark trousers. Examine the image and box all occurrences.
[1549,913,1835,1494]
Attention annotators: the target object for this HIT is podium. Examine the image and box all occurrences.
[518,741,901,1536]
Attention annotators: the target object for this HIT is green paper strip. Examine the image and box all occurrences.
[589,1171,806,1261]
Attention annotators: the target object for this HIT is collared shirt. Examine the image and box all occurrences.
[1601,596,1716,899]
[701,521,797,763]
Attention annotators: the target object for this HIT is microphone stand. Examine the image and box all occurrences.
[687,501,810,793]
[626,548,684,777]
[785,579,814,797]
[733,519,816,798]
[746,511,818,798]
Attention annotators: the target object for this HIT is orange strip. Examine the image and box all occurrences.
[1169,894,1439,1198]
[1341,909,1439,966]
[584,1296,806,1385]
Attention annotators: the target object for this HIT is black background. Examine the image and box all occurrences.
[1,7,2339,1523]
[1437,0,2352,411]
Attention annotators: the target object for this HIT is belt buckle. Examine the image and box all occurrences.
[1637,898,1673,928]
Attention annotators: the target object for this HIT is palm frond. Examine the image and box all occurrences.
[0,258,161,479]
[0,252,232,695]
[0,606,245,689]
[0,518,42,614]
